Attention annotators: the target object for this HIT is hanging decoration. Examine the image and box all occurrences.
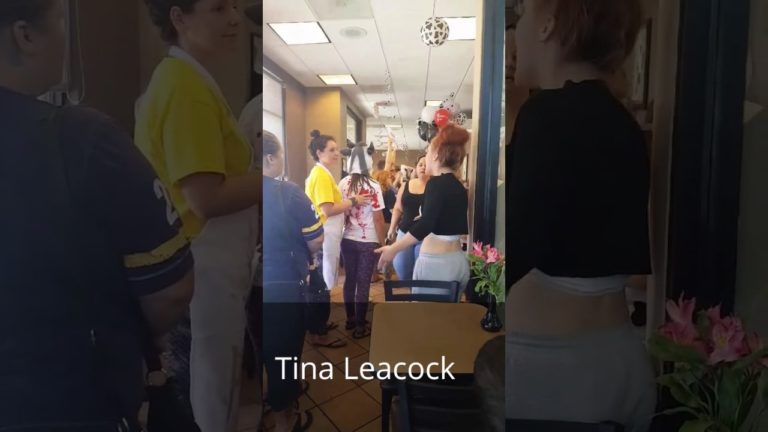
[454,112,468,126]
[440,92,461,116]
[433,108,451,128]
[420,17,450,47]
[420,105,438,123]
[417,120,438,143]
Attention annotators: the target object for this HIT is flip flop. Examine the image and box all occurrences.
[345,320,356,330]
[352,327,371,339]
[292,410,313,432]
[326,322,339,331]
[301,379,309,395]
[312,338,347,348]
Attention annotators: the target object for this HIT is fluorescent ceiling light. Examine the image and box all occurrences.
[319,74,356,85]
[385,124,402,129]
[444,17,476,40]
[268,22,329,45]
[425,100,443,107]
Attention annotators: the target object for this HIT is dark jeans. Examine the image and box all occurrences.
[262,291,306,412]
[340,239,377,326]
[306,247,331,336]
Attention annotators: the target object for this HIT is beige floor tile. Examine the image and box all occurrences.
[305,365,357,405]
[351,334,371,351]
[316,337,366,365]
[354,417,382,432]
[298,392,316,411]
[319,387,380,432]
[360,379,383,404]
[307,406,340,431]
[302,347,331,366]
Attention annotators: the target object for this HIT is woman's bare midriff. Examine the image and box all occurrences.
[420,235,462,254]
[506,272,630,337]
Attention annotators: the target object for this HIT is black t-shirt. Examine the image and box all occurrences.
[408,173,468,241]
[0,86,192,424]
[505,80,651,286]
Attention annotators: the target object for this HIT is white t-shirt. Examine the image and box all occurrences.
[339,176,385,243]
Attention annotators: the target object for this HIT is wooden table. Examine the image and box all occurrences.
[369,302,502,374]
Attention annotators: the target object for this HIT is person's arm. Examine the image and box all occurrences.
[83,109,194,338]
[388,183,406,239]
[179,172,261,220]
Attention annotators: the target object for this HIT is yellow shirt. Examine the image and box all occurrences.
[134,57,252,238]
[305,164,342,224]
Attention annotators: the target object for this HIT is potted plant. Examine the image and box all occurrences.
[468,241,505,332]
[649,294,768,432]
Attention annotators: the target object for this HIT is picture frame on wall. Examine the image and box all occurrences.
[631,19,653,108]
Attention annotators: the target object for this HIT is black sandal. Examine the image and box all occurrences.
[292,410,313,432]
[352,327,371,339]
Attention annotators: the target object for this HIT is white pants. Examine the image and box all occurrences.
[321,214,344,290]
[189,205,259,432]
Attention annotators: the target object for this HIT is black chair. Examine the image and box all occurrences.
[383,280,461,303]
[396,378,481,432]
[505,419,625,432]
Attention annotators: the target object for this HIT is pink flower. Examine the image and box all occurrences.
[486,247,500,264]
[667,295,696,328]
[471,242,484,258]
[705,305,723,326]
[747,332,768,368]
[659,322,705,354]
[708,317,748,365]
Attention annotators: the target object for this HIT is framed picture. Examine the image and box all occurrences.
[631,19,653,107]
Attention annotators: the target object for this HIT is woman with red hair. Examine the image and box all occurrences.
[506,0,655,430]
[377,124,470,297]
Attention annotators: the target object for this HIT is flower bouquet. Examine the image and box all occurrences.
[649,295,768,432]
[468,242,505,331]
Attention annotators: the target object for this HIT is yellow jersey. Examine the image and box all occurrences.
[134,57,252,238]
[305,164,342,224]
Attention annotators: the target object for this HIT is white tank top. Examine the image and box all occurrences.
[530,268,629,296]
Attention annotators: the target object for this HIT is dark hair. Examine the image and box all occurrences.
[144,0,201,44]
[0,0,53,28]
[263,130,281,157]
[537,0,643,73]
[347,174,374,196]
[308,129,335,162]
[474,336,504,432]
[431,124,469,170]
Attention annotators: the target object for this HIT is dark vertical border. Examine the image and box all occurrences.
[473,0,505,245]
[666,0,750,314]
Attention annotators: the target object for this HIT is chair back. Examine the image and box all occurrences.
[397,378,481,432]
[505,419,625,432]
[384,280,461,303]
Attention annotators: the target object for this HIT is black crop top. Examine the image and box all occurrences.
[398,179,425,233]
[409,173,468,241]
[506,80,652,286]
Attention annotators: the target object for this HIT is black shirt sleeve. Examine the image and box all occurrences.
[75,108,193,297]
[408,177,444,241]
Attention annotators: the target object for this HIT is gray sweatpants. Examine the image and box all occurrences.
[505,324,657,432]
[412,251,470,300]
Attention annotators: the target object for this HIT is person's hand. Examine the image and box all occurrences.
[375,245,397,271]
[387,228,397,243]
[353,193,373,206]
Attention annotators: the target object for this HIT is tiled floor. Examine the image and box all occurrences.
[255,275,388,432]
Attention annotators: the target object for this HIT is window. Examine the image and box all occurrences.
[263,69,286,174]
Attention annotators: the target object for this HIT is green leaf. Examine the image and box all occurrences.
[658,406,700,417]
[717,367,742,428]
[734,347,768,370]
[648,334,707,364]
[680,419,715,432]
[658,373,706,410]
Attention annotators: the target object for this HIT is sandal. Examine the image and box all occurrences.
[301,379,309,395]
[346,320,369,330]
[311,338,347,348]
[326,322,339,331]
[352,327,371,339]
[291,409,313,432]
